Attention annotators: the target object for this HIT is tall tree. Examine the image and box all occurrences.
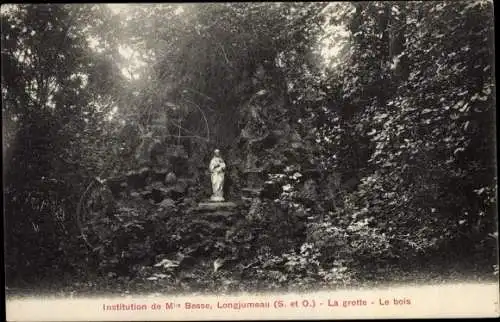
[2,4,125,281]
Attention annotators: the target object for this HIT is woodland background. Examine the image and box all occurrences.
[2,1,498,296]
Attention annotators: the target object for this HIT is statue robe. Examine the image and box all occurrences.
[209,156,226,201]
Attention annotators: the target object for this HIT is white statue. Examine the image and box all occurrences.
[209,149,226,202]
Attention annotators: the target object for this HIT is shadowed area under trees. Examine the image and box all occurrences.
[2,2,498,296]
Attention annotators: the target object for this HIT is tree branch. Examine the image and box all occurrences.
[216,41,232,67]
[167,119,202,137]
[183,98,211,142]
[164,134,209,142]
[75,179,99,250]
[184,87,216,103]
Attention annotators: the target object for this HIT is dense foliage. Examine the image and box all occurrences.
[3,1,497,294]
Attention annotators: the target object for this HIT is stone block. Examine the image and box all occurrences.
[196,201,238,212]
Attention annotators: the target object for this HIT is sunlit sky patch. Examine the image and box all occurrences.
[107,3,130,15]
[103,3,351,80]
[3,3,351,107]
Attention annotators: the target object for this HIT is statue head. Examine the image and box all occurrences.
[214,149,221,157]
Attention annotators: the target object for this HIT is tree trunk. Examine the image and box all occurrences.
[389,2,408,82]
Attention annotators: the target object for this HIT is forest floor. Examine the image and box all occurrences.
[6,259,498,299]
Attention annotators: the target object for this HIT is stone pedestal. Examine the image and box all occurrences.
[210,196,225,202]
[196,201,238,212]
[185,201,240,246]
[241,168,265,202]
[189,201,239,223]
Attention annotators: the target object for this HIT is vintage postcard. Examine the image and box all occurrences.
[3,1,499,320]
